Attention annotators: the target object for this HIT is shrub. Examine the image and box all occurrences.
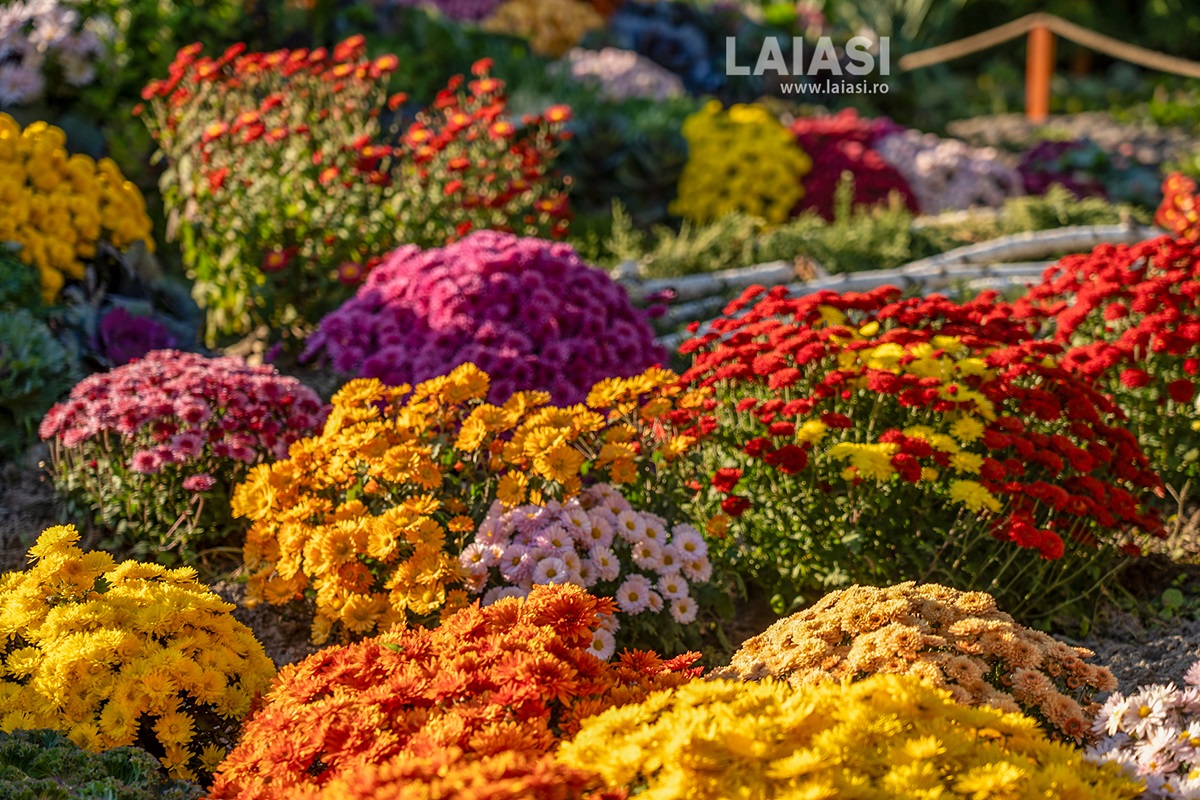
[561,47,685,102]
[680,285,1164,619]
[1013,235,1200,499]
[0,309,79,457]
[1088,660,1200,797]
[0,1,108,108]
[790,110,916,221]
[0,525,275,781]
[40,350,325,563]
[671,100,812,224]
[874,129,1024,214]
[0,729,202,800]
[480,0,605,57]
[558,674,1142,800]
[0,115,154,304]
[139,40,571,343]
[232,364,707,643]
[206,584,702,800]
[303,231,665,405]
[710,582,1116,742]
[460,484,715,655]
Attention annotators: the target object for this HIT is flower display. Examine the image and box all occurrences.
[1013,235,1200,496]
[480,0,605,58]
[233,364,707,643]
[0,308,79,456]
[671,100,812,224]
[0,525,275,781]
[1018,138,1109,198]
[303,231,665,405]
[0,0,109,106]
[40,350,325,562]
[0,114,154,304]
[710,582,1116,742]
[874,129,1024,214]
[381,0,505,21]
[790,110,917,220]
[1087,660,1200,798]
[1156,172,1200,242]
[139,41,570,342]
[560,47,685,102]
[206,584,702,800]
[460,484,713,654]
[680,284,1163,618]
[95,307,177,366]
[558,674,1142,799]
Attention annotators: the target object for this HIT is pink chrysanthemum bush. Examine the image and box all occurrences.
[1087,660,1200,797]
[40,350,326,563]
[459,484,716,656]
[303,231,666,404]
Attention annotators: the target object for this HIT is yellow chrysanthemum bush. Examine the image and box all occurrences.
[681,285,1165,621]
[232,363,713,647]
[0,114,154,304]
[0,526,275,782]
[670,100,812,224]
[710,583,1115,743]
[557,674,1143,800]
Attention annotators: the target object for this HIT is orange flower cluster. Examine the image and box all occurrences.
[711,582,1115,743]
[233,364,706,644]
[206,584,700,800]
[1156,172,1200,241]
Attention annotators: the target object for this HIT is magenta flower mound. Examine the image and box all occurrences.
[304,231,667,404]
[40,350,327,563]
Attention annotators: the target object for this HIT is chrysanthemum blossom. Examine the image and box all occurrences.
[304,231,665,404]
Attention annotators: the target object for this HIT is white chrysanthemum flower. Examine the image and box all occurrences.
[656,544,682,575]
[589,546,621,582]
[532,556,569,585]
[614,509,646,543]
[615,575,653,613]
[631,539,663,571]
[482,586,526,606]
[671,524,707,559]
[597,611,620,634]
[581,514,614,549]
[670,595,698,624]
[499,543,532,583]
[577,558,598,588]
[645,590,664,613]
[539,523,573,552]
[562,549,582,574]
[1185,660,1200,688]
[588,628,616,661]
[603,491,632,515]
[642,513,667,543]
[657,572,688,600]
[681,555,712,583]
[460,542,491,571]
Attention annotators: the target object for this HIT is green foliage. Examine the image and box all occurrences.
[609,183,1147,280]
[0,729,202,800]
[0,310,78,458]
[0,250,43,313]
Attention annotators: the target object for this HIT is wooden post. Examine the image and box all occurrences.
[1026,24,1054,122]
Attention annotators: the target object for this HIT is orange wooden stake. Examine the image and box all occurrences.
[1026,24,1054,122]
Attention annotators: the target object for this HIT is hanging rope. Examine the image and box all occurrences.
[898,12,1200,79]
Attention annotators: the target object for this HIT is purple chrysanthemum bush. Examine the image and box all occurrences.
[40,350,326,563]
[303,231,666,404]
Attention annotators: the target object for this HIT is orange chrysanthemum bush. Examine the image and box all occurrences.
[232,363,709,645]
[0,526,275,782]
[710,582,1116,743]
[206,584,701,800]
[681,284,1165,621]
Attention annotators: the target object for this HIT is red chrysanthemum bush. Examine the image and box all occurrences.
[1014,235,1200,501]
[680,285,1163,621]
[139,39,571,343]
[206,584,701,800]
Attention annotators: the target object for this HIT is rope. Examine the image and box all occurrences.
[898,12,1200,79]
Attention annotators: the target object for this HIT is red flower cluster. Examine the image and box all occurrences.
[1014,234,1200,490]
[790,110,916,221]
[680,283,1163,616]
[1155,172,1200,242]
[207,585,700,800]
